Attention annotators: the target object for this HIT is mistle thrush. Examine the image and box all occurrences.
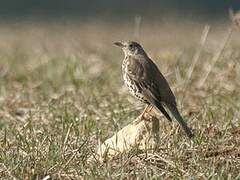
[114,41,193,138]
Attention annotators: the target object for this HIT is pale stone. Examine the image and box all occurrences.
[94,108,160,162]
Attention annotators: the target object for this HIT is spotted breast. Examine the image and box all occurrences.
[122,56,146,103]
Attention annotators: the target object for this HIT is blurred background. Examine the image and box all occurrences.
[0,0,240,21]
[0,0,240,50]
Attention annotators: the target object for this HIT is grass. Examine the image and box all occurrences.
[0,19,240,179]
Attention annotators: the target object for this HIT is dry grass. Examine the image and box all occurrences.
[0,19,240,179]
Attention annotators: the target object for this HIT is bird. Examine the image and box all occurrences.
[114,41,193,138]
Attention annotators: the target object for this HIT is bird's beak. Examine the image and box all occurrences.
[114,42,124,48]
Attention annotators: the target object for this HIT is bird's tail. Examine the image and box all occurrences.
[154,100,172,122]
[166,104,194,138]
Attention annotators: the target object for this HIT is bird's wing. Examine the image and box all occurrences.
[126,56,173,122]
[127,56,176,106]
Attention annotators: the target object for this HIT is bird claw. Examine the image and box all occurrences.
[133,114,144,125]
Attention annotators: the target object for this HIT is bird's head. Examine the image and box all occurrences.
[114,41,146,57]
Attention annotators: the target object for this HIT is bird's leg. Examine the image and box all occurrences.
[144,105,155,120]
[133,104,150,125]
[139,104,150,120]
[147,106,153,113]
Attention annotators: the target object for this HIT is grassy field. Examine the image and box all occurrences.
[0,19,240,179]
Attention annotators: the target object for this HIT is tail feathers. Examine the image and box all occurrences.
[155,101,172,122]
[166,104,194,138]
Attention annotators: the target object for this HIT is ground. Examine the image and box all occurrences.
[0,19,239,179]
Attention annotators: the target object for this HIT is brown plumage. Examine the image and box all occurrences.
[114,41,193,138]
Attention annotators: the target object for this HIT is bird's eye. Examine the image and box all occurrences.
[129,44,134,49]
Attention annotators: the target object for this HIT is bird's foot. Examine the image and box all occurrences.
[133,113,145,125]
[132,105,152,125]
[132,117,142,125]
[133,114,144,125]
